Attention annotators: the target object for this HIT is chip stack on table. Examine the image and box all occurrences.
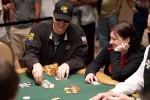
[45,63,58,76]
[70,84,80,91]
[64,84,80,94]
[64,87,71,94]
[41,80,54,89]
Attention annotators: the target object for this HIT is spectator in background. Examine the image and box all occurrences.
[40,0,58,19]
[9,0,41,68]
[69,0,97,64]
[97,0,123,50]
[0,0,8,43]
[0,58,19,100]
[2,0,11,43]
[126,0,150,43]
[85,21,145,83]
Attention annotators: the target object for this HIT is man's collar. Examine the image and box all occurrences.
[49,31,68,40]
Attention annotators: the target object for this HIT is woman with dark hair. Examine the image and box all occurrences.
[85,21,145,83]
[0,58,19,100]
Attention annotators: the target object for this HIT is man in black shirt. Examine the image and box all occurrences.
[23,0,88,84]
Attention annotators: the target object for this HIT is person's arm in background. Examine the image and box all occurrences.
[9,2,15,22]
[33,1,41,26]
[126,0,138,13]
[115,0,123,17]
[79,0,97,6]
[69,0,97,7]
[0,0,2,17]
[0,11,1,17]
[69,0,83,7]
[2,3,11,11]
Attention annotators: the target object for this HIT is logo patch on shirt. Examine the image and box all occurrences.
[145,59,150,70]
[81,36,87,44]
[28,33,35,41]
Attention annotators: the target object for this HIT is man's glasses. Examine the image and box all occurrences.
[56,19,70,23]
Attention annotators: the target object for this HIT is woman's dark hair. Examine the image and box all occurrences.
[0,58,19,100]
[110,21,140,53]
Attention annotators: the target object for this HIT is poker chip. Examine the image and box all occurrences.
[66,91,71,94]
[64,87,69,91]
[49,84,54,88]
[64,85,79,94]
[70,87,75,90]
[72,91,78,94]
[71,89,77,92]
[51,97,60,100]
[23,96,30,100]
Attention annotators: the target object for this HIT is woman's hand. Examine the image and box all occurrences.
[85,73,98,84]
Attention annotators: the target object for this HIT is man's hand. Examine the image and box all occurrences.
[115,43,130,53]
[107,93,134,100]
[32,63,43,84]
[85,73,98,84]
[89,91,114,100]
[57,63,70,80]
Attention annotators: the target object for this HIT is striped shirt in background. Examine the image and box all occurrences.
[0,0,2,10]
[40,0,58,18]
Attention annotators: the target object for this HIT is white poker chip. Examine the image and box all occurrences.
[23,96,30,100]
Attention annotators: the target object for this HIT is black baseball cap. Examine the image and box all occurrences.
[54,0,73,22]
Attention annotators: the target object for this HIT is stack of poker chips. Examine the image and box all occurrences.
[41,80,54,89]
[45,63,58,76]
[64,86,79,94]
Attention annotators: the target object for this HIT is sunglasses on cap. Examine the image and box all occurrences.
[56,19,70,23]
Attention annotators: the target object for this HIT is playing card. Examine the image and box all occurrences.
[55,77,67,80]
[92,81,101,85]
[41,80,54,88]
[19,82,34,88]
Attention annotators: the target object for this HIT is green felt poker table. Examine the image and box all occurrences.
[15,68,116,100]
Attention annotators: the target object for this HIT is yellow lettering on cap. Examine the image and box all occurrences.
[61,6,68,12]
